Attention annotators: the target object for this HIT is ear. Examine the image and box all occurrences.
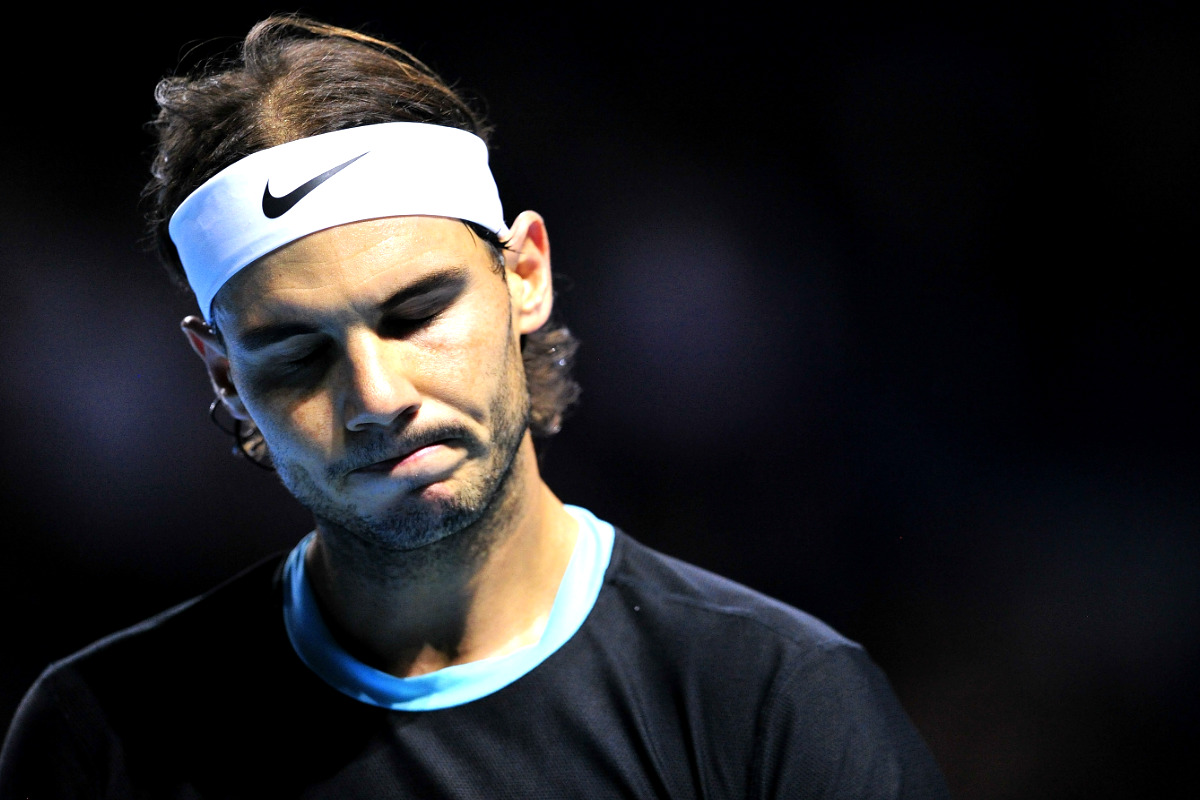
[502,210,554,335]
[181,315,252,421]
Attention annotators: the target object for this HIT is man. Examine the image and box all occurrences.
[1,16,950,799]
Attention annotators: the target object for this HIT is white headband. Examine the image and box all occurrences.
[168,122,507,318]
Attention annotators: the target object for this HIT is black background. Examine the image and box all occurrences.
[2,3,1196,798]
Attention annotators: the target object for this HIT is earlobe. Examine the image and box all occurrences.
[504,210,554,334]
[180,316,252,421]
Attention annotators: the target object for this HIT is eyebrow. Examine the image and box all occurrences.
[234,266,471,353]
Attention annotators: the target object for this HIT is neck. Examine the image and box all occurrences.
[303,435,578,678]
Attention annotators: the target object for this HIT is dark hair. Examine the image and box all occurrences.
[144,15,579,442]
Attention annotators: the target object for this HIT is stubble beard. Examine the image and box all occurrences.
[271,347,532,558]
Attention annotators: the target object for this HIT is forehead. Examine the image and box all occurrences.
[212,215,494,327]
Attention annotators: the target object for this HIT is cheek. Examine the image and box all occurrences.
[242,390,338,460]
[416,303,517,410]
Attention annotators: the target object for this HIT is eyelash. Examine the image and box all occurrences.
[273,346,328,381]
[286,348,325,367]
[380,308,443,337]
[275,310,444,375]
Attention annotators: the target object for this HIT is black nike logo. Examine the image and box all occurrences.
[261,151,369,218]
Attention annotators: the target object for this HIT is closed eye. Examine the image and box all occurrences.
[376,269,466,339]
[266,338,332,381]
[285,347,327,368]
[379,308,444,338]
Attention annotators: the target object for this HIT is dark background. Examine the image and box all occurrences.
[2,3,1196,797]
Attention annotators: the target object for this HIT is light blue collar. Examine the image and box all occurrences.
[281,505,614,711]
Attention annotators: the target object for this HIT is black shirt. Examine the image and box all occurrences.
[0,531,950,799]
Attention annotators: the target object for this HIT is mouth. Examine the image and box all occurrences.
[349,436,456,475]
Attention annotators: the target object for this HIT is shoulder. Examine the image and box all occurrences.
[13,552,292,724]
[603,530,856,656]
[13,552,298,731]
[589,531,951,799]
[0,553,294,796]
[596,530,887,709]
[55,552,288,681]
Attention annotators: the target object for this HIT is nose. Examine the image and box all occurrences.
[342,331,421,432]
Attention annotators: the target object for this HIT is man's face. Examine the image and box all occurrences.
[211,216,532,550]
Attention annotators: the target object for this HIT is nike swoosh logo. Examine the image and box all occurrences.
[261,151,369,219]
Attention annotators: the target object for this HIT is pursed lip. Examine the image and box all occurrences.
[348,437,455,475]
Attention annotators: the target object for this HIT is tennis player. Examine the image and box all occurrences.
[0,16,950,798]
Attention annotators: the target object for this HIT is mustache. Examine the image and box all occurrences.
[327,422,476,478]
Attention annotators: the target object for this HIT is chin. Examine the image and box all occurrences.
[360,499,488,552]
[297,484,478,551]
